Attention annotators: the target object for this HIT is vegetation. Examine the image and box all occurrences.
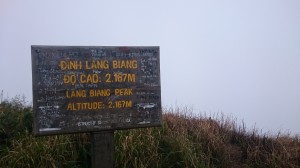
[0,97,299,167]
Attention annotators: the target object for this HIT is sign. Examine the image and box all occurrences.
[31,46,161,136]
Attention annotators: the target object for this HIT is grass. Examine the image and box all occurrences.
[0,99,300,167]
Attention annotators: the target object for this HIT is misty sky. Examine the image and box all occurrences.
[1,0,300,135]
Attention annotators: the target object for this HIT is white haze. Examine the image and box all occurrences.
[0,0,300,135]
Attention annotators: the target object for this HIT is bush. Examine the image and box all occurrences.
[0,98,32,148]
[0,98,299,167]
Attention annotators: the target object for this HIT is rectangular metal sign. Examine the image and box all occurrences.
[31,46,161,135]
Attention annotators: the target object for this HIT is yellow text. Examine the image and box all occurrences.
[59,60,82,70]
[89,89,111,97]
[114,88,133,96]
[112,60,137,69]
[66,90,86,98]
[108,100,132,108]
[85,60,109,70]
[67,102,105,111]
[80,74,100,84]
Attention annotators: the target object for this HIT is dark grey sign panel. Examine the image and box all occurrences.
[31,46,161,136]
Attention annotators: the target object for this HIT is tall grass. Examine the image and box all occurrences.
[1,135,76,167]
[1,100,299,167]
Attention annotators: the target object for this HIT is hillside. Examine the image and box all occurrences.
[0,99,299,167]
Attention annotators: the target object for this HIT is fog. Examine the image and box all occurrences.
[1,0,299,135]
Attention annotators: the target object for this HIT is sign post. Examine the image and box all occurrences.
[91,131,114,168]
[31,46,161,166]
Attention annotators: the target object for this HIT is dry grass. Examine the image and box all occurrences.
[1,101,300,167]
[114,108,300,167]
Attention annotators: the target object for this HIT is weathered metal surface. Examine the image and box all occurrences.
[31,46,161,136]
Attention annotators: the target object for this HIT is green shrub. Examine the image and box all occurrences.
[0,100,32,148]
